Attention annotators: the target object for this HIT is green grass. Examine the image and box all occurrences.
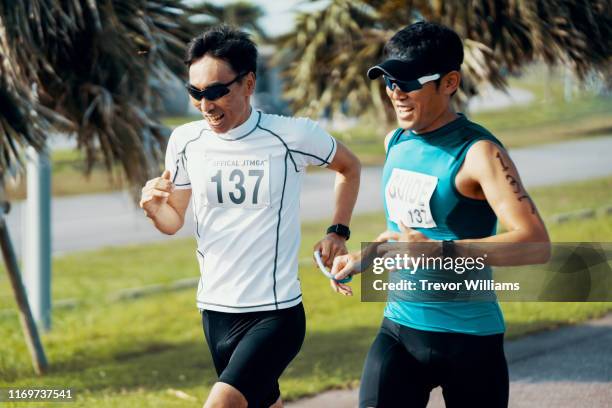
[1,177,611,406]
[6,150,126,201]
[530,177,612,216]
[161,116,201,128]
[472,65,612,148]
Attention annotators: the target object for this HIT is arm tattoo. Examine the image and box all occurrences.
[505,174,521,193]
[495,152,510,171]
[518,195,537,214]
[496,152,536,214]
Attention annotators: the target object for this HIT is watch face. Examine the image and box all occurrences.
[328,224,350,239]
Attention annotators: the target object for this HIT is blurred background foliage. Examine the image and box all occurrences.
[276,0,611,121]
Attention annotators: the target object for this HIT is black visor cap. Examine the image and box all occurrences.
[368,59,424,80]
[367,58,458,81]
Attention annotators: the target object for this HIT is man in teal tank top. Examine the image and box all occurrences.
[330,22,550,408]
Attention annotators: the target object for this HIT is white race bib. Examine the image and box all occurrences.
[204,155,270,208]
[385,169,438,228]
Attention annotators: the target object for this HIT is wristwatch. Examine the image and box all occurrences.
[326,224,351,241]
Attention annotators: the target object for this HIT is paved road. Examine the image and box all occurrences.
[287,313,612,408]
[6,136,612,256]
[467,86,534,112]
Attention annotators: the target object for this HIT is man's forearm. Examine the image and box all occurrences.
[149,204,184,235]
[330,165,360,226]
[456,229,551,266]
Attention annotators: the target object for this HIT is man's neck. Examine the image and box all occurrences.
[413,109,459,134]
[231,106,253,131]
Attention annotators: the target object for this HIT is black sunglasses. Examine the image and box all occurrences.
[383,73,441,93]
[186,72,248,101]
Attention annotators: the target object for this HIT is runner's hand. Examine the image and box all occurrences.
[314,233,348,267]
[328,253,361,296]
[376,221,431,243]
[376,222,440,262]
[140,170,175,218]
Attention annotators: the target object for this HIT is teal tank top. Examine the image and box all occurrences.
[382,114,505,335]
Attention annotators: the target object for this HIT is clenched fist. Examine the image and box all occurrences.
[140,170,175,218]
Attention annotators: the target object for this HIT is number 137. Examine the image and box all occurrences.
[211,169,264,204]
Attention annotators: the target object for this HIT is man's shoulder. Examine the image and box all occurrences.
[447,118,504,152]
[169,119,208,146]
[384,128,403,152]
[258,112,321,135]
[461,123,508,171]
[459,117,504,149]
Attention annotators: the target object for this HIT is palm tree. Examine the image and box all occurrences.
[276,0,611,121]
[196,1,267,41]
[0,0,206,191]
[0,0,267,374]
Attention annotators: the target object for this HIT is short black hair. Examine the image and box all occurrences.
[385,21,463,75]
[185,25,257,76]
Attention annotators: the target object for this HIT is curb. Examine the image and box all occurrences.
[547,204,611,224]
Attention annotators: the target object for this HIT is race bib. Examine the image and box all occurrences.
[204,155,270,208]
[385,169,438,228]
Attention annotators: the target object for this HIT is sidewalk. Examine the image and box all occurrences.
[287,313,612,408]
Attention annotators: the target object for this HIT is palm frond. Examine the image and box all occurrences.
[0,0,206,194]
[193,1,267,41]
[277,0,611,122]
[275,0,389,119]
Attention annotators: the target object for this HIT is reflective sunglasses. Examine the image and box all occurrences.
[186,72,248,101]
[383,73,441,93]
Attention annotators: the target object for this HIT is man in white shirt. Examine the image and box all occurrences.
[140,25,361,408]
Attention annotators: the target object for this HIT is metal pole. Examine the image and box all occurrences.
[24,146,52,331]
[564,66,574,103]
[0,201,48,375]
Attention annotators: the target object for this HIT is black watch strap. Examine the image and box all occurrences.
[327,224,350,240]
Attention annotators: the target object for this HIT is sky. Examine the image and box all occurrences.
[186,0,329,37]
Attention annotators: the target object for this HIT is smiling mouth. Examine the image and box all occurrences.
[397,105,415,114]
[205,112,225,126]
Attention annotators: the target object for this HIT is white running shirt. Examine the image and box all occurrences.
[165,109,337,312]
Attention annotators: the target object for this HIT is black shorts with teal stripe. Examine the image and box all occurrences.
[201,303,306,407]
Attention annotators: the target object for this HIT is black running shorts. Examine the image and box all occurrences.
[360,317,509,408]
[202,303,306,407]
